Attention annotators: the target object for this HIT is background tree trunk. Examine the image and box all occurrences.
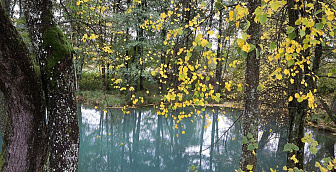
[0,4,46,171]
[240,0,261,171]
[286,0,309,169]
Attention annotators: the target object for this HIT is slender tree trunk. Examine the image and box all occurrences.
[240,0,261,170]
[286,0,309,169]
[214,10,223,93]
[23,0,79,171]
[0,4,46,171]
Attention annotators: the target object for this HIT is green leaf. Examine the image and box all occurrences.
[206,42,212,48]
[177,29,183,35]
[295,19,301,25]
[283,143,299,152]
[270,42,276,50]
[242,32,249,40]
[249,44,255,52]
[288,32,296,40]
[316,23,324,30]
[332,68,336,73]
[259,14,267,24]
[328,73,332,77]
[247,143,254,150]
[257,85,262,91]
[253,143,258,149]
[288,59,295,67]
[247,133,253,138]
[214,93,220,102]
[244,20,250,31]
[287,26,295,34]
[241,51,247,59]
[190,165,196,171]
[299,29,306,37]
[215,1,222,10]
[241,137,248,144]
[309,146,317,155]
[186,52,192,61]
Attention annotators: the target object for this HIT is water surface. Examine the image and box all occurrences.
[78,105,336,172]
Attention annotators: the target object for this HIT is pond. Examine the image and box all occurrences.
[78,104,336,172]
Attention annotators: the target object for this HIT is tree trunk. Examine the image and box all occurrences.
[240,0,261,171]
[286,0,309,169]
[23,0,79,171]
[0,4,46,171]
[214,10,223,93]
[1,0,10,15]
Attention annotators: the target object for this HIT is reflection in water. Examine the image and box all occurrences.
[76,105,335,172]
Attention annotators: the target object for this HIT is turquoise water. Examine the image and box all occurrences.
[77,105,336,172]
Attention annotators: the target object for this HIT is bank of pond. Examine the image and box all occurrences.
[1,105,334,171]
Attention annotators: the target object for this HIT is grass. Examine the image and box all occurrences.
[76,90,126,107]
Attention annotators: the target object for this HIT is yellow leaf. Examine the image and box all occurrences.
[225,82,232,91]
[82,33,88,42]
[76,0,82,5]
[89,34,98,40]
[290,155,298,164]
[229,11,234,20]
[241,44,250,52]
[160,13,167,19]
[237,39,245,47]
[201,39,208,47]
[276,74,282,80]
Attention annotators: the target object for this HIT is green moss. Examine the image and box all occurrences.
[42,26,72,70]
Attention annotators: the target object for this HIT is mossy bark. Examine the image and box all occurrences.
[0,3,46,171]
[23,0,79,171]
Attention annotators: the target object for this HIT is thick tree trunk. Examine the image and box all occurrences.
[0,4,46,171]
[240,0,261,171]
[23,0,79,171]
[1,0,10,15]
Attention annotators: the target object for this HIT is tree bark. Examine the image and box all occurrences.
[0,4,46,171]
[1,0,10,15]
[240,0,261,171]
[286,0,309,169]
[23,0,79,171]
[214,10,223,93]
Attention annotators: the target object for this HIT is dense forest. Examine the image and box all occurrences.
[0,0,335,171]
